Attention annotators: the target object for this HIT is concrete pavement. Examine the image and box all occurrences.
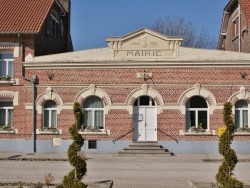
[0,152,250,187]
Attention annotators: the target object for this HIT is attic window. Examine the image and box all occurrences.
[50,15,61,39]
[232,16,239,38]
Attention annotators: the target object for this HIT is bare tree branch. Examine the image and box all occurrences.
[151,16,216,49]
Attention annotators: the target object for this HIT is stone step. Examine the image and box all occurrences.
[118,141,173,156]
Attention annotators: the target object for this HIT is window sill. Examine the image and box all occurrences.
[79,129,110,135]
[36,129,62,135]
[179,130,216,136]
[0,79,16,85]
[0,129,18,134]
[234,132,250,136]
[232,35,239,42]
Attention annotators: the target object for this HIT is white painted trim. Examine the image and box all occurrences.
[75,84,112,114]
[0,91,19,106]
[126,84,164,114]
[178,84,217,114]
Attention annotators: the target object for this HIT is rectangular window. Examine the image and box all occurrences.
[0,101,13,127]
[0,54,13,78]
[50,15,60,39]
[233,17,239,38]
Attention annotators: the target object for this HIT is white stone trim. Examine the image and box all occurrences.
[75,84,112,114]
[35,87,64,114]
[178,84,217,114]
[0,42,19,57]
[126,84,164,114]
[0,91,19,106]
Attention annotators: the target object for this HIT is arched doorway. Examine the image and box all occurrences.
[133,95,157,141]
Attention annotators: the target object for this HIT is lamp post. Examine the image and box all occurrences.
[31,75,38,153]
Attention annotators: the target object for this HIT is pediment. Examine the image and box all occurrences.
[106,28,183,60]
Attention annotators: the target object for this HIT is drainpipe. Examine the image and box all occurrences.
[239,4,241,52]
[18,33,38,153]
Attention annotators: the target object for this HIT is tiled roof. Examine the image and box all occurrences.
[0,0,54,33]
[239,0,250,22]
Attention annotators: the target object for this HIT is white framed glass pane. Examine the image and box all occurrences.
[198,111,207,129]
[43,110,49,128]
[0,61,6,76]
[94,110,103,129]
[0,109,5,127]
[186,111,196,130]
[84,96,103,108]
[8,61,14,77]
[235,110,240,129]
[0,102,13,107]
[187,96,207,108]
[84,110,92,127]
[235,100,248,108]
[243,110,248,128]
[7,109,13,127]
[51,110,57,128]
[44,100,56,108]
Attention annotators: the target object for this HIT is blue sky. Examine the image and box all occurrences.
[71,0,229,51]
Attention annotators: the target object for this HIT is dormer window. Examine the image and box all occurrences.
[50,15,60,39]
[232,16,239,38]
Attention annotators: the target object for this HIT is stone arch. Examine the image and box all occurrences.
[126,84,164,114]
[228,86,250,104]
[0,91,18,106]
[228,86,250,113]
[36,87,64,114]
[178,84,217,114]
[75,84,111,114]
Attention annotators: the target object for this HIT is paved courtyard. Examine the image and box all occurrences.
[0,153,250,187]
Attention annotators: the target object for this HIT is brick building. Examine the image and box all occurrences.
[0,0,72,152]
[218,0,250,52]
[2,1,250,154]
[13,28,250,154]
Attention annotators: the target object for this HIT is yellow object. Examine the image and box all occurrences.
[218,127,227,137]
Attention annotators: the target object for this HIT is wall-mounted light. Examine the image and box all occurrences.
[239,72,247,79]
[47,73,54,80]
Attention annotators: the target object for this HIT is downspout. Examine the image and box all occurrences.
[239,4,241,52]
[18,33,38,153]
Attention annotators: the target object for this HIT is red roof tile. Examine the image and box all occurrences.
[239,0,250,22]
[0,0,54,33]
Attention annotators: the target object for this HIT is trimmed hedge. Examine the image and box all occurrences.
[63,103,87,188]
[216,102,243,188]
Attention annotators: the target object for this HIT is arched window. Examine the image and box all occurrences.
[0,50,14,78]
[43,100,57,129]
[83,96,104,129]
[0,101,13,127]
[134,96,155,106]
[186,96,208,131]
[235,100,248,129]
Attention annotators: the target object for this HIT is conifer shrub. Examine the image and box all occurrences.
[216,102,243,188]
[63,102,87,188]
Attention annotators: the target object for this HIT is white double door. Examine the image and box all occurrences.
[133,107,157,141]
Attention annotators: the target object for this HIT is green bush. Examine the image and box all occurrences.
[63,103,87,188]
[216,102,243,188]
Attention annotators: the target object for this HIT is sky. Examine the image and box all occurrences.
[70,0,229,51]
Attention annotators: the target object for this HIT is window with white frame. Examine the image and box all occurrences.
[0,101,13,128]
[43,100,57,129]
[0,51,14,78]
[235,100,248,129]
[186,96,208,131]
[232,16,239,38]
[83,96,104,129]
[134,95,155,106]
[51,15,60,39]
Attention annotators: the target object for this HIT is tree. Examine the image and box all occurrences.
[63,102,87,188]
[216,102,243,188]
[151,16,216,49]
